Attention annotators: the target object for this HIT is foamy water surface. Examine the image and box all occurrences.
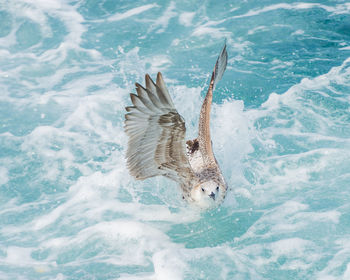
[1,1,350,279]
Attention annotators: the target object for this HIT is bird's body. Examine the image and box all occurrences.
[124,44,228,209]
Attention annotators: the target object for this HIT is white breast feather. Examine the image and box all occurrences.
[187,148,205,174]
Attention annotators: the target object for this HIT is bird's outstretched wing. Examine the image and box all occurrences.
[198,43,228,167]
[125,73,196,186]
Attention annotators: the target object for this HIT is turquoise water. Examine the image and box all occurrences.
[1,0,350,279]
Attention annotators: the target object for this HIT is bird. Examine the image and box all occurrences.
[124,44,228,209]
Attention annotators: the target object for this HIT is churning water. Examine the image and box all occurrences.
[1,0,350,279]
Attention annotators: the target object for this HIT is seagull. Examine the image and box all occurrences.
[124,44,228,209]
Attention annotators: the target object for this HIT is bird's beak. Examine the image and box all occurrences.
[209,192,215,200]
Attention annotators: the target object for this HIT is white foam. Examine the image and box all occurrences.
[148,2,177,34]
[232,3,350,19]
[0,167,9,186]
[292,29,305,36]
[108,4,158,22]
[23,0,62,10]
[316,237,350,279]
[344,264,350,280]
[270,238,312,258]
[247,26,268,35]
[5,246,33,265]
[236,201,309,241]
[32,170,122,230]
[234,187,252,198]
[14,0,53,35]
[153,249,186,280]
[192,19,229,39]
[3,246,55,273]
[1,2,350,278]
[39,219,186,275]
[294,210,341,224]
[178,12,195,27]
[0,19,20,49]
[0,0,95,72]
[212,99,253,189]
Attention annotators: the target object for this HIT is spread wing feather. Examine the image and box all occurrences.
[124,73,196,186]
[198,43,228,166]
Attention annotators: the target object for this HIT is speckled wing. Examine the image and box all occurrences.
[198,43,228,167]
[124,73,196,186]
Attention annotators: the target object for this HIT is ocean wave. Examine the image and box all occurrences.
[1,1,350,279]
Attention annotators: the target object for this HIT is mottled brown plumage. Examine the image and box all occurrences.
[124,44,228,208]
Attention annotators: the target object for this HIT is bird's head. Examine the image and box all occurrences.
[190,180,226,209]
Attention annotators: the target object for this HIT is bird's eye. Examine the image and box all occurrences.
[216,186,219,191]
[201,187,205,192]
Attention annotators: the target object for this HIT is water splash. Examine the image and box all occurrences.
[1,0,350,279]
